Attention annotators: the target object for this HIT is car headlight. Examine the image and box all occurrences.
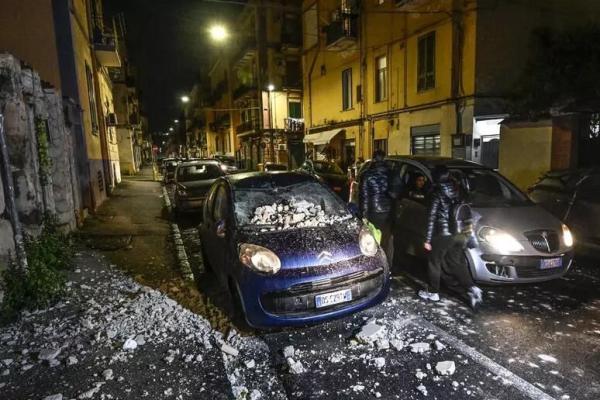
[177,189,188,197]
[239,243,281,275]
[478,227,524,253]
[562,224,574,247]
[359,226,378,257]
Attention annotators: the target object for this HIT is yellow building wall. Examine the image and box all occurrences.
[0,0,62,89]
[499,123,553,190]
[97,70,121,185]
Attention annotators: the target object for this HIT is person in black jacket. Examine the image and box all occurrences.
[419,165,483,309]
[359,150,393,264]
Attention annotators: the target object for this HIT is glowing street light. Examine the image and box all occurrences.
[169,127,174,132]
[209,24,229,42]
[181,95,190,103]
[267,84,275,92]
[174,119,179,123]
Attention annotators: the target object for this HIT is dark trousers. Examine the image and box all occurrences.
[427,235,474,294]
[369,212,394,267]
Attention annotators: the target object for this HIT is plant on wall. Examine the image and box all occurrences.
[35,117,52,185]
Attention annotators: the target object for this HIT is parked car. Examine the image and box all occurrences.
[298,160,349,200]
[388,156,574,284]
[198,172,390,328]
[174,160,225,215]
[528,168,600,256]
[213,155,238,173]
[162,159,180,184]
[262,162,288,172]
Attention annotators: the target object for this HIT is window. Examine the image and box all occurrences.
[288,101,302,118]
[375,56,388,102]
[411,124,440,156]
[417,32,436,91]
[342,68,352,110]
[85,64,99,133]
[374,139,388,155]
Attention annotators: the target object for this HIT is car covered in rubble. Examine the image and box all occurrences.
[198,172,390,328]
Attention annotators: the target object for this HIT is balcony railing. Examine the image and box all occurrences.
[93,28,121,67]
[284,118,304,133]
[233,37,257,67]
[325,15,358,51]
[233,84,258,100]
[236,119,260,134]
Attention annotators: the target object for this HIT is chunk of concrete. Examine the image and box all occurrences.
[356,322,384,343]
[220,343,239,357]
[409,342,431,353]
[286,357,305,374]
[435,360,456,376]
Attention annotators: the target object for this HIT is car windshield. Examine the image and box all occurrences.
[177,164,223,182]
[234,180,352,230]
[313,161,344,175]
[450,168,530,207]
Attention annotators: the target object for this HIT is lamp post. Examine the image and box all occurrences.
[209,24,229,42]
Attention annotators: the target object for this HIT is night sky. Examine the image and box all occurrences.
[104,0,242,135]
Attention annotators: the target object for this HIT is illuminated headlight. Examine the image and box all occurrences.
[562,224,574,247]
[478,227,524,253]
[359,226,378,257]
[239,243,281,274]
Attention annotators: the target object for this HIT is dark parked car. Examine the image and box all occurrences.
[298,160,349,200]
[198,172,390,328]
[213,155,238,173]
[388,156,574,284]
[528,169,600,256]
[263,162,288,172]
[174,160,225,215]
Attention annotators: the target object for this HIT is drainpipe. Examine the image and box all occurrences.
[0,114,28,271]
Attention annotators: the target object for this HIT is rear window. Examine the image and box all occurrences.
[177,164,223,182]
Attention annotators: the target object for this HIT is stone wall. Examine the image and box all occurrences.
[0,53,81,260]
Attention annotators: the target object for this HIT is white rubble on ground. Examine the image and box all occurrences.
[102,368,114,380]
[43,395,63,400]
[415,370,427,380]
[38,348,61,361]
[373,357,386,369]
[435,361,456,376]
[283,345,295,358]
[356,322,386,343]
[409,342,431,353]
[434,340,446,351]
[250,200,352,231]
[287,357,305,374]
[416,384,428,396]
[220,342,240,357]
[122,338,138,351]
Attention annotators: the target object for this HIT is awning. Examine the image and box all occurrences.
[303,129,344,145]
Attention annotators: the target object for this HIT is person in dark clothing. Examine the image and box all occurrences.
[359,150,393,265]
[408,173,427,200]
[420,166,483,309]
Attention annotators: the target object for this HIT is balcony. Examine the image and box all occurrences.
[325,15,358,52]
[233,38,257,68]
[284,118,304,133]
[93,28,121,67]
[236,119,260,135]
[233,84,258,101]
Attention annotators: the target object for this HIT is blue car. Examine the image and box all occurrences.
[199,172,390,328]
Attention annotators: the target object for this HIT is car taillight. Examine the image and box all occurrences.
[333,186,342,192]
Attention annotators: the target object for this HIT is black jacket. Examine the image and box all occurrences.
[359,161,392,218]
[425,181,460,243]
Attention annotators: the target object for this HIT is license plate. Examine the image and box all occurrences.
[315,289,353,309]
[540,257,562,270]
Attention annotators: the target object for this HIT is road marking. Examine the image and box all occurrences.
[410,316,556,400]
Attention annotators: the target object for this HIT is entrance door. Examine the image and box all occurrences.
[481,136,499,169]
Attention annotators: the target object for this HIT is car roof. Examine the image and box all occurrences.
[225,171,317,189]
[385,155,484,169]
[177,160,219,167]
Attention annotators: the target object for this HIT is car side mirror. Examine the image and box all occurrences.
[216,220,226,238]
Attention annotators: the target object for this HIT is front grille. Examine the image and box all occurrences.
[481,253,572,279]
[525,230,560,253]
[516,264,566,279]
[261,269,384,315]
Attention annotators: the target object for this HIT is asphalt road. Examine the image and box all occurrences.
[169,184,600,400]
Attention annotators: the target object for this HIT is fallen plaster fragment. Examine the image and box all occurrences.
[122,338,138,351]
[220,343,239,357]
[435,361,456,376]
[409,342,431,353]
[287,357,305,374]
[283,345,295,358]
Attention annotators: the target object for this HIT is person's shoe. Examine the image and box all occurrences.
[418,290,440,302]
[468,286,483,310]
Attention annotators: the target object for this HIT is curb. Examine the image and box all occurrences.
[162,185,193,280]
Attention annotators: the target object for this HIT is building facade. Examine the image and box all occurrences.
[302,0,600,180]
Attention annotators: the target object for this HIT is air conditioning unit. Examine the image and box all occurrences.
[106,113,118,126]
[278,144,287,151]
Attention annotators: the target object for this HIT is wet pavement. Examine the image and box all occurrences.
[169,182,600,400]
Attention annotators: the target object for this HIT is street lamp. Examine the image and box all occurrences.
[174,119,179,124]
[169,127,174,132]
[267,84,275,92]
[209,24,229,42]
[181,95,190,104]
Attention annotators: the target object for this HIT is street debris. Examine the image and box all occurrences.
[283,345,295,358]
[220,342,240,357]
[435,361,456,376]
[287,357,305,374]
[356,321,385,343]
[409,342,431,353]
[416,384,428,396]
[250,200,352,231]
[122,338,138,351]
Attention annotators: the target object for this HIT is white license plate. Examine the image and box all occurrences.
[315,289,353,309]
[540,257,562,270]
